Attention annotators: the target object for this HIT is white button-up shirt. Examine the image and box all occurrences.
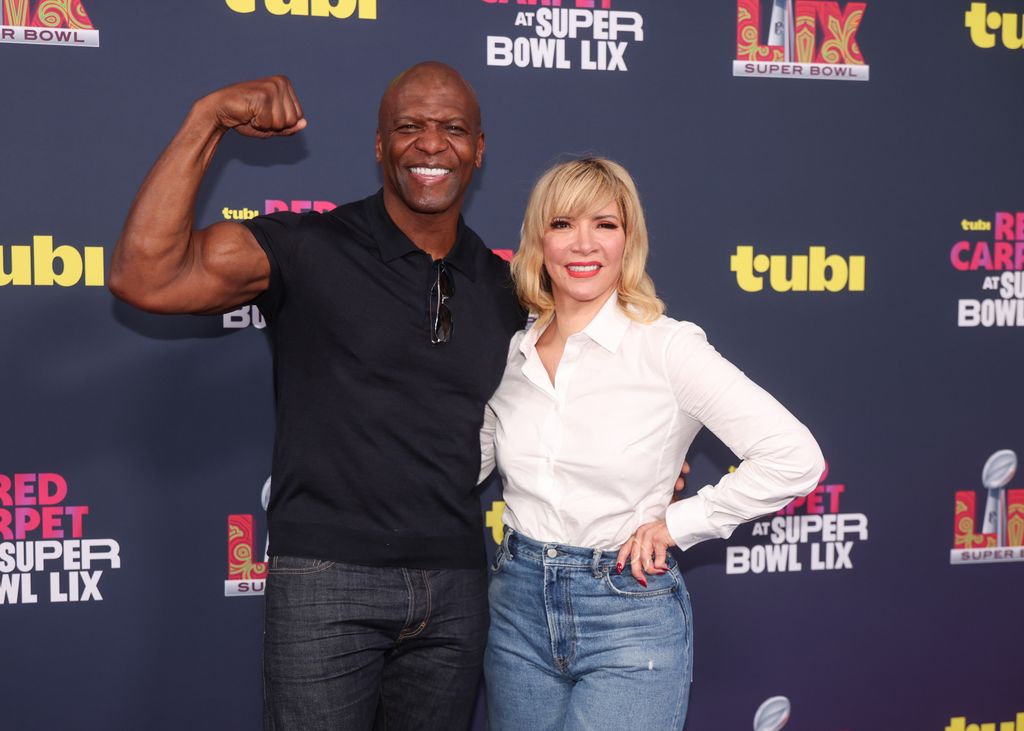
[479,293,825,551]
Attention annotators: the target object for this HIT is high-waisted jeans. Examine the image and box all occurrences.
[484,529,693,731]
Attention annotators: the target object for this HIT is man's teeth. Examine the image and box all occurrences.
[410,167,451,177]
[567,264,600,272]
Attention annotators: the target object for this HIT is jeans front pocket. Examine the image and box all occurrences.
[268,555,336,575]
[603,565,679,598]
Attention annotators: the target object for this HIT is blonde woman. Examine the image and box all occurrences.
[479,157,824,730]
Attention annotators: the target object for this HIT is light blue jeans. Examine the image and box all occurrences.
[484,530,693,731]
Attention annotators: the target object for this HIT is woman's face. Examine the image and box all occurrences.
[541,200,626,309]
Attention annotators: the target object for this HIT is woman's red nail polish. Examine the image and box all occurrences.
[616,563,623,574]
[639,578,648,587]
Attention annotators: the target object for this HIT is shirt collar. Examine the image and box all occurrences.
[364,189,479,281]
[520,291,631,356]
[582,291,631,352]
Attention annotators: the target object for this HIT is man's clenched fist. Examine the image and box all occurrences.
[202,75,306,138]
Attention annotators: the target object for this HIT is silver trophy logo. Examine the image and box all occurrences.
[767,0,795,62]
[980,449,1017,547]
[261,476,272,562]
[753,696,791,731]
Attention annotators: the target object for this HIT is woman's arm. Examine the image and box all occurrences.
[664,323,825,550]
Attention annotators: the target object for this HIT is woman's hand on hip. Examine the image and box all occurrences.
[616,520,677,587]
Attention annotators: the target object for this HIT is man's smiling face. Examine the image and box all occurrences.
[376,65,484,219]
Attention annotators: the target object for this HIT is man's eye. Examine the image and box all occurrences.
[446,125,467,134]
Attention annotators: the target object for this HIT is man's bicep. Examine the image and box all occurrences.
[190,221,272,314]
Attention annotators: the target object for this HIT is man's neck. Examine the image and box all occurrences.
[382,190,462,261]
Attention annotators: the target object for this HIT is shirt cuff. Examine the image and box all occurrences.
[666,489,725,551]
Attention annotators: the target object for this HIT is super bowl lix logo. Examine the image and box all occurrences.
[0,472,121,605]
[951,450,1024,565]
[726,462,868,575]
[1,0,98,47]
[483,0,646,72]
[734,0,868,81]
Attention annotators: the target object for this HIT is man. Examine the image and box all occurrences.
[110,63,525,730]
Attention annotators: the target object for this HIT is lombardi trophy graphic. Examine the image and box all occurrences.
[753,696,791,731]
[261,476,272,561]
[981,450,1017,547]
[767,0,795,62]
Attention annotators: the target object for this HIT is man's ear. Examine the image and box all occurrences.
[475,132,486,168]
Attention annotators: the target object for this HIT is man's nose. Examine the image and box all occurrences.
[414,126,449,155]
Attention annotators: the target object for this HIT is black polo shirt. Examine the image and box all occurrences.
[244,190,525,569]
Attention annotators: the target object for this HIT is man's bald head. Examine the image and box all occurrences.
[378,61,481,132]
[374,61,486,228]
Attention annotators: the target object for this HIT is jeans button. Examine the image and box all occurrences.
[546,548,558,558]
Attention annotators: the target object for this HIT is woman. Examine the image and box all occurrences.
[479,157,824,730]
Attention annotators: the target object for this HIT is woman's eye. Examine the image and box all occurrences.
[598,222,619,229]
[550,219,571,229]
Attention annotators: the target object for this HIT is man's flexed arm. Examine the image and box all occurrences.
[109,76,306,314]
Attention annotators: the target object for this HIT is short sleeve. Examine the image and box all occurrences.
[243,212,303,322]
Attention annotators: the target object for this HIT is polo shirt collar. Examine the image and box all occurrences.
[365,189,478,281]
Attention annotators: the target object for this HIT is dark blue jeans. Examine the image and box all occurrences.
[263,556,489,731]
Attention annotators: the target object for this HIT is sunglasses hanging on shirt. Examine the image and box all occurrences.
[430,260,454,344]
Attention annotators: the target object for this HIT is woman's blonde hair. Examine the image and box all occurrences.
[511,157,664,325]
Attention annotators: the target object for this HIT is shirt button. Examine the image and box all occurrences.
[546,548,558,558]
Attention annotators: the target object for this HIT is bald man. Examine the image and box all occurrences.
[110,63,525,730]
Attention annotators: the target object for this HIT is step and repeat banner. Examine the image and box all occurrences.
[2,1,1022,729]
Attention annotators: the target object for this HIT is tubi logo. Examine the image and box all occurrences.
[946,713,1024,731]
[730,245,866,292]
[965,3,1024,50]
[734,0,869,81]
[1,0,99,47]
[225,0,376,20]
[1,235,104,287]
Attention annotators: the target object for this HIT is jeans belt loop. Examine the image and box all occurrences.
[590,548,603,578]
[503,527,514,560]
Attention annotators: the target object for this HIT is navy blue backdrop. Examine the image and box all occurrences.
[2,1,1022,729]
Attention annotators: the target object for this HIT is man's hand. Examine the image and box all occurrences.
[672,460,691,501]
[200,76,307,138]
[615,520,676,587]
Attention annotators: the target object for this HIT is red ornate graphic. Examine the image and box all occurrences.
[736,0,784,62]
[227,514,268,580]
[1,0,94,28]
[1007,490,1024,548]
[814,1,865,65]
[794,3,817,63]
[953,492,995,549]
[953,490,1024,549]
